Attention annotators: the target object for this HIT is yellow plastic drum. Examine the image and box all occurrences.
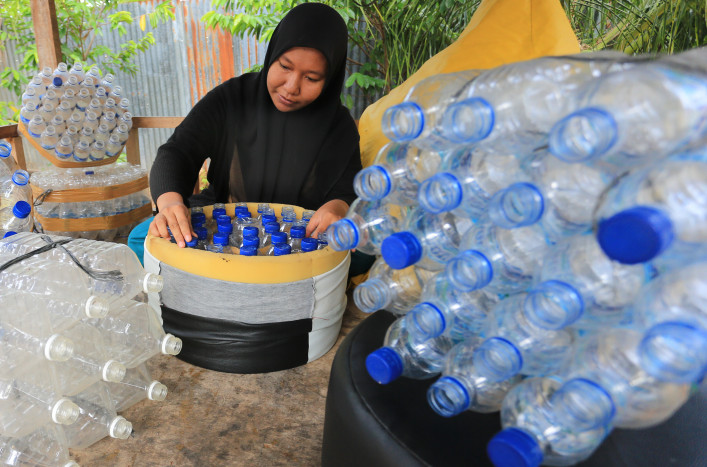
[144,203,350,373]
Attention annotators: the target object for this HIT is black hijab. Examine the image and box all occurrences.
[231,3,357,208]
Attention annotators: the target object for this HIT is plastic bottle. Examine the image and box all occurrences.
[264,232,288,256]
[19,103,39,126]
[27,115,47,138]
[353,256,434,314]
[596,158,707,266]
[527,234,649,331]
[483,293,575,377]
[630,261,707,384]
[317,232,328,250]
[418,146,521,221]
[354,142,444,205]
[366,313,454,384]
[41,89,59,108]
[75,88,91,111]
[410,265,498,341]
[73,140,91,162]
[380,69,480,149]
[89,140,106,162]
[300,237,318,253]
[456,220,548,295]
[37,66,54,88]
[89,301,182,368]
[21,86,41,109]
[0,232,165,298]
[0,170,32,208]
[326,198,406,254]
[288,225,306,253]
[381,207,473,271]
[427,336,523,416]
[100,111,117,131]
[0,200,32,234]
[273,243,292,256]
[0,141,16,176]
[38,102,55,123]
[63,382,133,448]
[207,232,232,254]
[549,59,707,169]
[488,377,610,467]
[51,62,69,87]
[68,62,85,83]
[259,222,281,249]
[0,424,79,467]
[112,122,130,144]
[107,362,168,412]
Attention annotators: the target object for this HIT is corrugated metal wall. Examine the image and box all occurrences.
[1,1,371,170]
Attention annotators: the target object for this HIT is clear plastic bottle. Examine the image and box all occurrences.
[63,382,133,448]
[93,123,111,144]
[456,220,548,295]
[317,232,328,250]
[353,257,434,314]
[89,301,182,368]
[418,146,520,221]
[41,89,59,108]
[427,336,523,416]
[410,266,498,341]
[100,74,115,93]
[75,88,91,111]
[488,377,610,467]
[288,225,306,253]
[259,222,281,249]
[264,232,288,256]
[73,140,91,162]
[0,232,164,299]
[630,261,707,384]
[52,135,73,161]
[549,59,707,169]
[19,102,39,126]
[0,140,16,176]
[0,200,33,233]
[38,102,55,123]
[51,62,69,87]
[381,207,473,271]
[107,362,168,412]
[596,157,707,266]
[89,140,106,162]
[37,66,54,88]
[117,97,131,117]
[354,142,444,205]
[112,122,130,144]
[87,98,103,116]
[119,111,133,131]
[527,234,648,331]
[0,170,32,208]
[100,110,117,131]
[0,424,79,467]
[68,62,86,83]
[483,293,575,377]
[27,115,47,138]
[326,198,406,254]
[21,86,41,109]
[55,100,74,122]
[207,232,232,253]
[365,313,454,384]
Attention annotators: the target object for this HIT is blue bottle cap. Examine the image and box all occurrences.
[271,232,287,244]
[487,428,543,467]
[273,243,292,256]
[365,347,404,384]
[301,237,318,252]
[381,231,422,269]
[185,238,199,248]
[240,245,257,256]
[213,232,229,246]
[191,212,206,224]
[53,76,63,87]
[235,207,250,216]
[195,226,208,240]
[217,223,233,234]
[262,214,277,224]
[264,223,280,234]
[243,226,259,238]
[597,206,674,265]
[242,236,259,248]
[212,208,226,218]
[217,214,232,224]
[2,231,17,238]
[12,201,31,219]
[290,226,306,239]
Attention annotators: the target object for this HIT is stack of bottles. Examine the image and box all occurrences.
[326,48,707,466]
[0,140,34,238]
[19,62,132,163]
[30,162,151,242]
[0,231,182,466]
[185,202,328,256]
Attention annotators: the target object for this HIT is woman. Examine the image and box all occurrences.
[148,3,361,248]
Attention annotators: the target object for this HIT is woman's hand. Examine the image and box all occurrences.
[306,199,348,238]
[149,192,195,248]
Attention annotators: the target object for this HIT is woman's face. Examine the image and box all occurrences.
[267,47,327,112]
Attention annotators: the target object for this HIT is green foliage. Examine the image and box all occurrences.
[0,0,175,124]
[202,0,479,110]
[562,0,707,54]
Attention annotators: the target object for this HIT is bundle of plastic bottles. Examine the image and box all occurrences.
[0,231,182,466]
[19,62,132,163]
[0,140,34,238]
[31,162,152,242]
[326,48,707,467]
[184,202,329,256]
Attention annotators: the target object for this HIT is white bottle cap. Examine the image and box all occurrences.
[109,416,133,439]
[52,398,80,425]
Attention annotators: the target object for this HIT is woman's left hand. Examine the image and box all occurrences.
[306,199,349,238]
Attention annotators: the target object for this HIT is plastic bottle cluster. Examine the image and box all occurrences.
[31,162,152,242]
[0,140,34,238]
[19,62,132,163]
[326,48,707,467]
[0,231,182,466]
[186,202,329,256]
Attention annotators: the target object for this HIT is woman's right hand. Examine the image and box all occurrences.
[149,192,195,248]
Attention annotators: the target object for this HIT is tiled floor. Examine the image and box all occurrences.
[70,291,369,467]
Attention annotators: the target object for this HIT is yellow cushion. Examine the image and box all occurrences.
[358,0,581,167]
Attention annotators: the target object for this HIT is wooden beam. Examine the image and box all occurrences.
[132,116,184,129]
[0,124,19,139]
[31,0,62,69]
[10,137,27,171]
[125,127,140,166]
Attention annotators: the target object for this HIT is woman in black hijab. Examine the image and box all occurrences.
[149,3,361,247]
